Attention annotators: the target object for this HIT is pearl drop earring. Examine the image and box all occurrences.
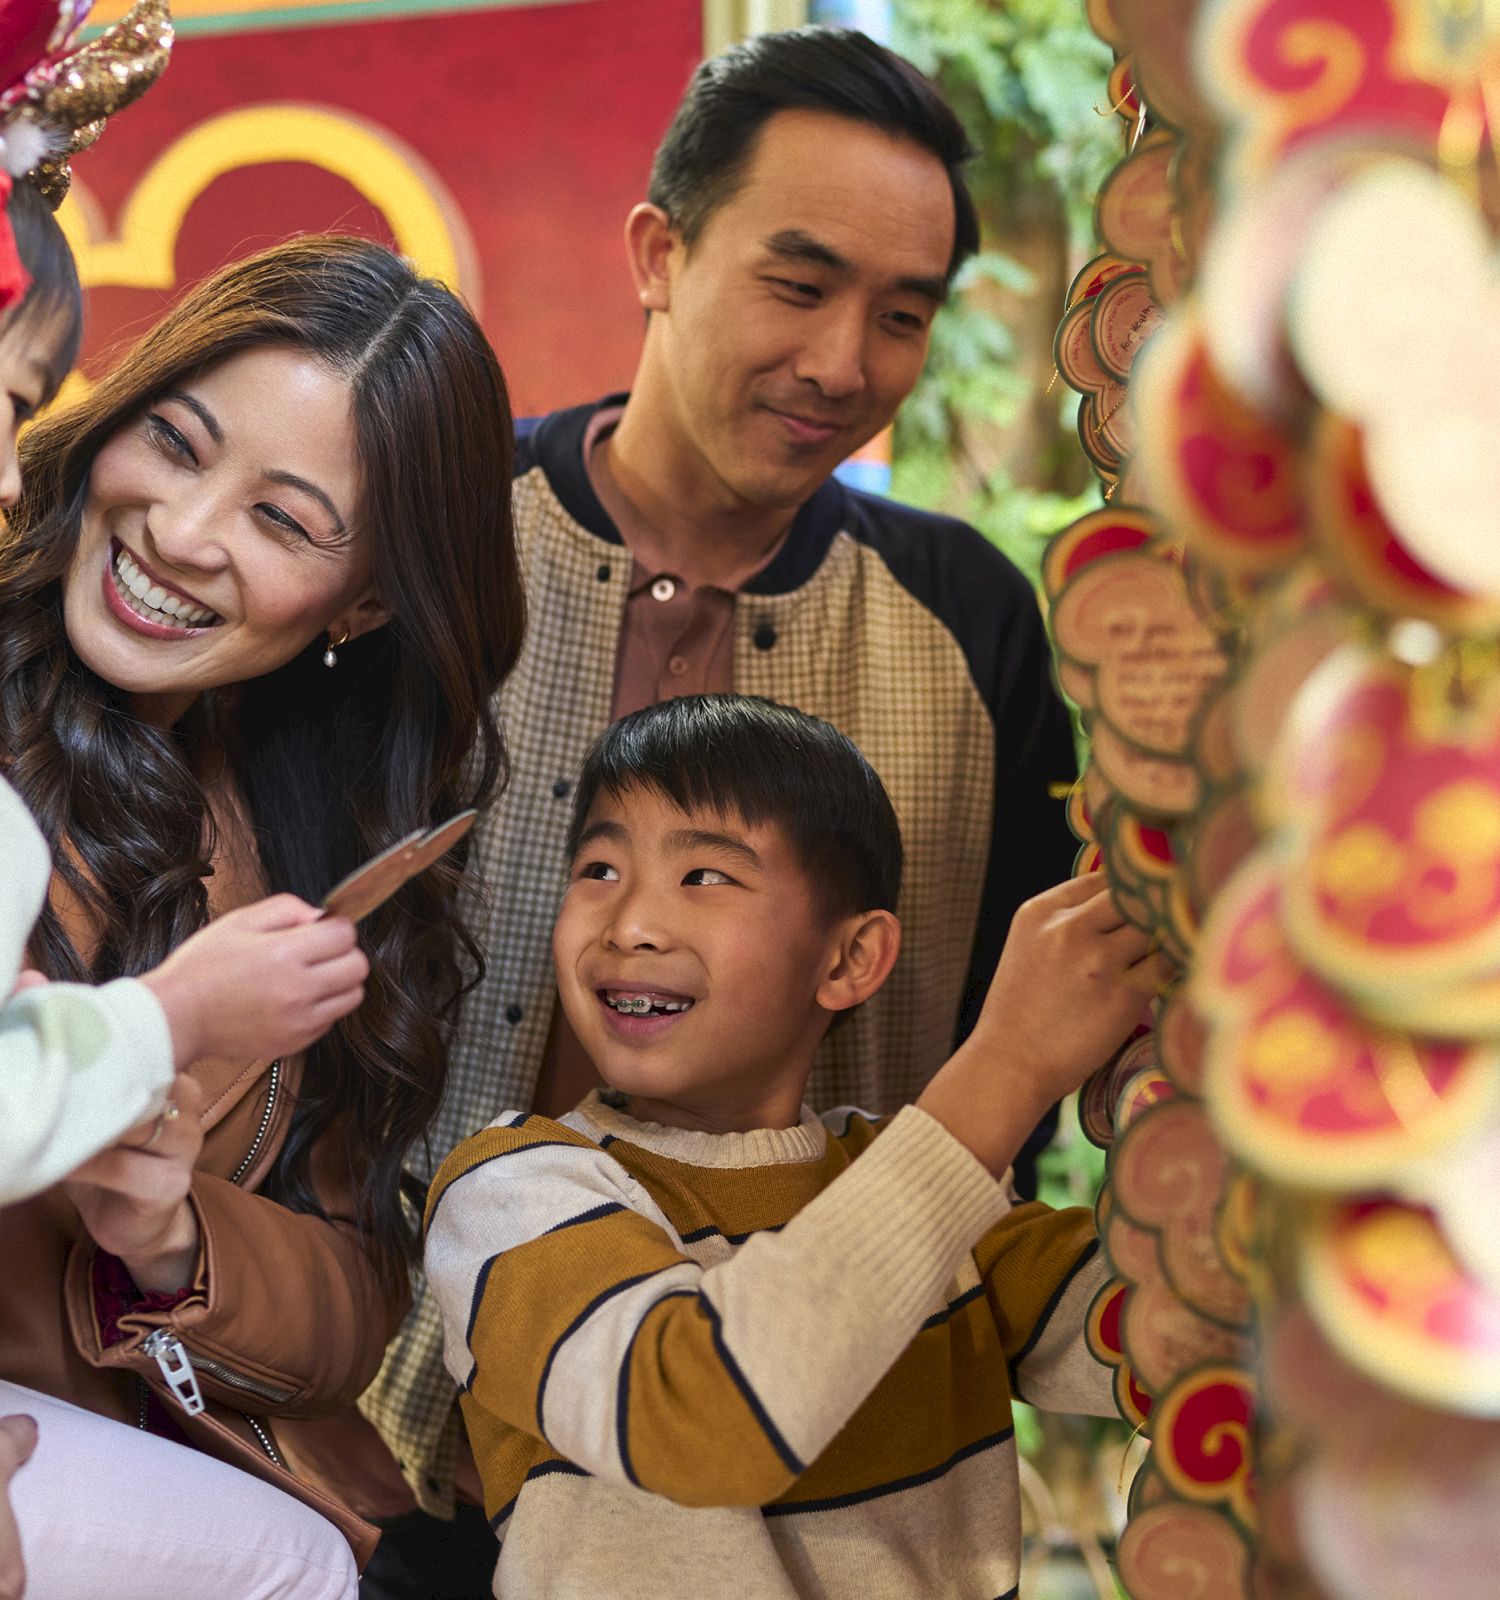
[324,626,350,668]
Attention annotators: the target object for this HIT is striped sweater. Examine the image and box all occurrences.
[425,1092,1113,1599]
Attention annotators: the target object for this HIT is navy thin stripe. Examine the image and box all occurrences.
[615,1289,696,1488]
[426,1138,582,1234]
[1008,1238,1100,1377]
[506,1112,532,1129]
[701,1297,804,1476]
[763,1426,1014,1517]
[678,1220,786,1247]
[534,1267,680,1438]
[918,1282,984,1333]
[544,1201,626,1236]
[489,1459,591,1532]
[464,1253,500,1361]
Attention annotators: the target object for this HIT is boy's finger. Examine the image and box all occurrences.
[1125,948,1179,997]
[1046,874,1112,908]
[1100,921,1153,965]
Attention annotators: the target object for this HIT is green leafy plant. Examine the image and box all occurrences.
[890,0,1121,586]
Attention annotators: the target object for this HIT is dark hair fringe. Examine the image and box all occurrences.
[5,180,83,375]
[568,694,903,920]
[648,25,979,284]
[0,234,525,1286]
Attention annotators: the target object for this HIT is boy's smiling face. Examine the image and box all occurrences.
[553,783,860,1132]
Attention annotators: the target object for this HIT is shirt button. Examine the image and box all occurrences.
[596,563,611,583]
[667,655,688,677]
[650,577,676,603]
[505,1004,524,1025]
[753,622,778,651]
[551,779,571,799]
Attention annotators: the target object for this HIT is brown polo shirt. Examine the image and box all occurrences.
[533,407,780,1113]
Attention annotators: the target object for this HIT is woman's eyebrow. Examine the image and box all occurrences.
[162,390,223,444]
[265,469,347,535]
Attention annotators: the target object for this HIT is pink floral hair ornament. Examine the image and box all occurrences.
[0,0,172,310]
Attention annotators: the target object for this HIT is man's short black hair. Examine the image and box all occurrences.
[567,694,903,920]
[648,26,978,287]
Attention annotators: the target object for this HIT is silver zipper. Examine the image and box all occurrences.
[227,1058,281,1185]
[134,1060,297,1444]
[141,1328,205,1415]
[242,1413,285,1470]
[190,1352,295,1405]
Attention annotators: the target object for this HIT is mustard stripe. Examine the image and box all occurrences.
[615,1290,696,1489]
[763,1426,1013,1517]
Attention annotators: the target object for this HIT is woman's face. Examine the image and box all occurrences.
[62,345,386,714]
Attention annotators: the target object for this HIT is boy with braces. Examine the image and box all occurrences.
[427,695,1155,1599]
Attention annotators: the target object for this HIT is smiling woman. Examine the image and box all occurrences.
[0,235,524,1555]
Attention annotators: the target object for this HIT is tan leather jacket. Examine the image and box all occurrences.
[0,1043,398,1565]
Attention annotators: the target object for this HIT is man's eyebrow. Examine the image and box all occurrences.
[763,228,948,306]
[573,819,629,854]
[764,228,850,274]
[266,469,347,535]
[162,390,224,444]
[664,827,764,870]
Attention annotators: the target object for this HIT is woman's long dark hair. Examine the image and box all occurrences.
[0,235,524,1283]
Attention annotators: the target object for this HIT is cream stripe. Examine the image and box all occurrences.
[1011,1246,1115,1416]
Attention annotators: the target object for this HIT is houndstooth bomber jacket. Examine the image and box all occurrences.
[362,396,1079,1513]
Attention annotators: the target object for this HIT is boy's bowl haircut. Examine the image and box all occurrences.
[567,694,903,922]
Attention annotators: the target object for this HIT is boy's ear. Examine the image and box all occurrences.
[817,910,901,1015]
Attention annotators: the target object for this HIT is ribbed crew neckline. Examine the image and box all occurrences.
[575,1090,828,1170]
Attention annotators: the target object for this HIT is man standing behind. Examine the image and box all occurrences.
[362,23,1078,1579]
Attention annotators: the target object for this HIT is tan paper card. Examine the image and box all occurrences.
[320,810,479,923]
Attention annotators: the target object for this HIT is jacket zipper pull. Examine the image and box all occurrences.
[140,1328,205,1417]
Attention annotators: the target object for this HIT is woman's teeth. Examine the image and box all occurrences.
[604,994,693,1015]
[112,546,220,628]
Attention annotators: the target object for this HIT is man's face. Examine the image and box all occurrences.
[646,107,956,512]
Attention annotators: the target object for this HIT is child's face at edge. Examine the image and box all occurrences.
[0,300,70,507]
[553,785,859,1134]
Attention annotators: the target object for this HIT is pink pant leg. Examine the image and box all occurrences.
[0,1380,358,1600]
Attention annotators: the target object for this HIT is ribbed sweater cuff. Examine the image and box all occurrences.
[805,1104,1012,1326]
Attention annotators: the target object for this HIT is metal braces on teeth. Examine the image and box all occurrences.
[618,997,653,1015]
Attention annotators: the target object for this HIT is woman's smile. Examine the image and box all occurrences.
[102,538,223,638]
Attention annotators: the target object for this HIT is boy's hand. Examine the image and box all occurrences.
[141,895,369,1069]
[919,876,1164,1179]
